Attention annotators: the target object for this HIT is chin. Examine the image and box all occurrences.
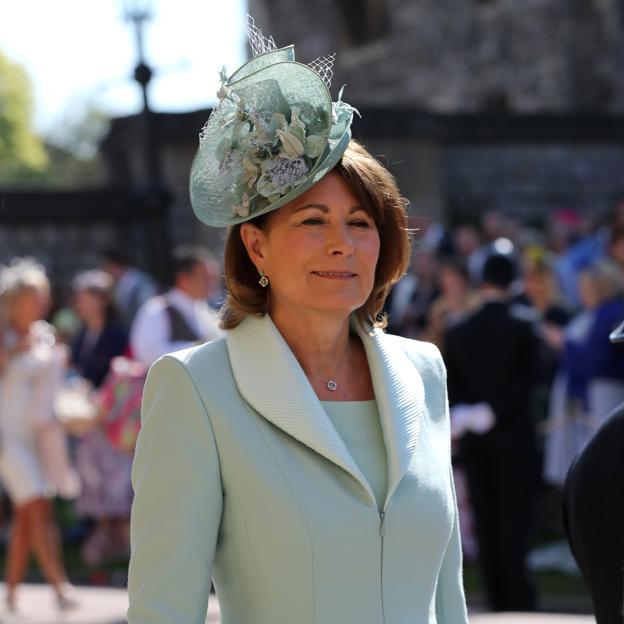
[305,297,366,318]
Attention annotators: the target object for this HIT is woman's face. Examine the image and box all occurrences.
[73,289,106,321]
[523,266,548,301]
[9,287,47,328]
[241,171,380,321]
[439,267,468,298]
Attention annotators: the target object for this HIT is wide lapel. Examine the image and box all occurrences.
[354,321,425,509]
[226,314,375,502]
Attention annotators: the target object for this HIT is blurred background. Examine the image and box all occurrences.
[3,0,624,620]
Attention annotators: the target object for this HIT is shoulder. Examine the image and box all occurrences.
[383,332,445,381]
[148,336,229,383]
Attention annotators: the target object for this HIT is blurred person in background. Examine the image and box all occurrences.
[423,258,479,352]
[544,258,624,489]
[522,246,573,390]
[0,259,79,612]
[445,252,542,612]
[101,249,158,331]
[519,246,573,536]
[385,244,439,338]
[71,270,128,388]
[70,270,131,566]
[548,209,603,308]
[452,223,483,285]
[469,211,513,285]
[607,226,624,272]
[129,245,222,367]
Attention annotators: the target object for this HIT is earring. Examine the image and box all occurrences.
[258,271,269,288]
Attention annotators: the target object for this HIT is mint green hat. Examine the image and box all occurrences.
[189,17,359,227]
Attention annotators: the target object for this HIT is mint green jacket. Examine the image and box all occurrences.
[127,314,468,624]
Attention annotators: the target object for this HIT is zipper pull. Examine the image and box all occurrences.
[379,511,385,537]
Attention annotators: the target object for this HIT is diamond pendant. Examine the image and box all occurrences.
[327,380,338,392]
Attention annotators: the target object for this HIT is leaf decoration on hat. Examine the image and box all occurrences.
[246,15,277,58]
[221,93,327,217]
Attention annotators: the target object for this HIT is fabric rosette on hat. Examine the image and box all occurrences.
[189,16,359,227]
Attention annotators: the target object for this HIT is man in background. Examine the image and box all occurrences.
[101,250,158,330]
[130,245,222,367]
[445,252,542,612]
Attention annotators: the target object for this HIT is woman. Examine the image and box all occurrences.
[0,259,78,611]
[128,18,468,623]
[70,270,132,566]
[521,247,572,428]
[544,258,624,487]
[424,258,479,352]
[71,269,128,389]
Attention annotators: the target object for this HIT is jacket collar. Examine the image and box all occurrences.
[226,314,424,509]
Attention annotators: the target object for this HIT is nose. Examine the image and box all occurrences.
[326,222,354,256]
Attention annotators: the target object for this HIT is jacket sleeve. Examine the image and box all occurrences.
[127,355,223,624]
[433,347,470,624]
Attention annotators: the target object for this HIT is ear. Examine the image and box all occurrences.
[240,223,268,272]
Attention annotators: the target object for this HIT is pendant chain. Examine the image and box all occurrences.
[301,341,351,392]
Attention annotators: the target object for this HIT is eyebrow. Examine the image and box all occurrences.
[291,203,367,215]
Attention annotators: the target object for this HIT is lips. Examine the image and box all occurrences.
[312,271,357,278]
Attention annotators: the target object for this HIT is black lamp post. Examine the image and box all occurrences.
[123,0,162,190]
[122,0,170,282]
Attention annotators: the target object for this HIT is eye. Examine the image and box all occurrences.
[350,219,372,228]
[302,217,325,225]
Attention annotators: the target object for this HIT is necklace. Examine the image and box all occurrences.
[300,342,351,392]
[302,368,340,392]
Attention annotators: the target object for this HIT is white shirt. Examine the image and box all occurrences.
[130,289,222,367]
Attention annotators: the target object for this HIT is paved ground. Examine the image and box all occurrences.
[0,584,128,623]
[0,584,594,623]
[471,615,594,623]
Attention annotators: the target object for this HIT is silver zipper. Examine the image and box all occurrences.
[379,510,386,623]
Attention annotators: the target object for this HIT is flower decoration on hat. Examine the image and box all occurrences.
[189,16,359,227]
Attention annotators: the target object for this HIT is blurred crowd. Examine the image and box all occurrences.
[0,244,223,605]
[387,199,624,610]
[1,198,624,610]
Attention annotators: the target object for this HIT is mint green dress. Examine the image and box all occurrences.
[321,400,387,511]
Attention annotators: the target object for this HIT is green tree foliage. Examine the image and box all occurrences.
[0,50,48,183]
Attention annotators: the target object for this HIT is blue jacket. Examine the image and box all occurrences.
[128,314,468,623]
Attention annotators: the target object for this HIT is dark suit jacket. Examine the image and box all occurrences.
[563,406,624,624]
[72,321,128,388]
[444,300,541,454]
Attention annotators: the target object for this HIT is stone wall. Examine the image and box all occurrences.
[249,0,624,113]
[443,143,624,224]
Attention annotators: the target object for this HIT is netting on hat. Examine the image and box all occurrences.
[308,53,335,89]
[246,15,277,57]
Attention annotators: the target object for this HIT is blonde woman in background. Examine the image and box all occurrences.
[544,258,624,487]
[0,259,79,612]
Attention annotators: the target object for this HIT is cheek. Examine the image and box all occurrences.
[266,231,318,268]
[362,234,381,273]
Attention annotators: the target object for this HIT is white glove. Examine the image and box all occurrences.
[450,402,496,439]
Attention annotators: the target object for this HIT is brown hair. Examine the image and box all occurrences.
[219,140,411,330]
